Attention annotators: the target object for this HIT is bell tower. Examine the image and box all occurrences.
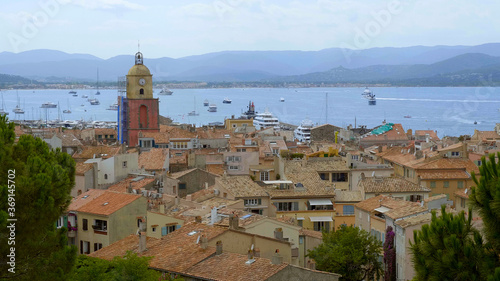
[117,52,160,147]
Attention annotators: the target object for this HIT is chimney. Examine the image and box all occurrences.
[195,216,202,223]
[210,207,220,225]
[138,231,147,253]
[254,248,261,257]
[128,182,133,193]
[247,249,254,260]
[175,196,179,205]
[205,182,209,189]
[216,241,223,255]
[271,249,283,265]
[159,204,165,213]
[229,214,239,230]
[274,228,283,240]
[200,235,208,249]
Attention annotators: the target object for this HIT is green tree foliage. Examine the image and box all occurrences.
[0,115,77,280]
[470,153,500,254]
[410,206,496,281]
[307,225,383,281]
[69,252,183,281]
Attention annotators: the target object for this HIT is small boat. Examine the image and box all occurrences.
[72,93,78,97]
[81,104,85,107]
[404,115,411,118]
[241,101,256,119]
[280,97,285,102]
[41,102,57,108]
[69,90,77,95]
[159,88,173,95]
[82,95,88,98]
[474,121,478,125]
[208,104,217,112]
[63,99,71,114]
[1,93,9,115]
[203,99,209,106]
[187,111,199,116]
[89,99,100,105]
[222,97,232,104]
[107,101,118,111]
[12,92,24,114]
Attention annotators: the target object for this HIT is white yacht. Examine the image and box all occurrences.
[159,88,173,95]
[208,104,217,112]
[253,108,280,131]
[203,99,209,106]
[41,102,57,108]
[107,101,119,111]
[280,97,285,102]
[222,97,232,104]
[294,118,314,143]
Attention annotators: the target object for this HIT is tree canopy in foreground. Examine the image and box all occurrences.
[307,225,383,281]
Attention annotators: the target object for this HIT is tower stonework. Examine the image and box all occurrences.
[118,52,159,147]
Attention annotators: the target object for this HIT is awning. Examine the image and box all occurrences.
[309,216,333,222]
[263,180,293,184]
[297,217,305,220]
[374,206,391,213]
[308,199,333,206]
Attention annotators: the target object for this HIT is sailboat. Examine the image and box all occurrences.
[95,68,101,95]
[12,91,24,114]
[188,97,199,116]
[0,92,8,116]
[63,99,72,114]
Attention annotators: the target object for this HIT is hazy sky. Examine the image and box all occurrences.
[1,0,499,59]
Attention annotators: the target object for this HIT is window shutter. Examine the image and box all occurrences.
[293,202,299,211]
[80,240,83,254]
[258,198,262,205]
[162,226,167,236]
[63,216,68,228]
[83,219,88,231]
[94,243,97,252]
[175,224,181,230]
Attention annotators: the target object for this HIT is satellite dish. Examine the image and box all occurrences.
[371,171,375,177]
[196,235,201,244]
[465,188,468,194]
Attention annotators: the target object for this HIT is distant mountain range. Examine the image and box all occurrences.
[1,43,500,85]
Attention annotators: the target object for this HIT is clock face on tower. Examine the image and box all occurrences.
[139,78,146,85]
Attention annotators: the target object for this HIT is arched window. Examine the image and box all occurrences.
[139,105,148,128]
[140,88,144,95]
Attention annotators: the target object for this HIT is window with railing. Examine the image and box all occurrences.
[244,199,261,206]
[92,219,107,232]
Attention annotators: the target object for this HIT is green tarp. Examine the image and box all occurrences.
[371,123,394,135]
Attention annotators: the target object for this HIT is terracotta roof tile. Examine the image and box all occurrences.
[55,132,84,147]
[334,190,363,202]
[359,176,431,193]
[362,123,409,142]
[216,176,268,198]
[72,190,143,216]
[454,189,470,199]
[138,148,169,171]
[437,142,464,152]
[185,252,287,281]
[299,229,323,239]
[384,204,428,220]
[415,158,480,174]
[95,128,117,136]
[73,145,121,160]
[163,126,197,139]
[418,170,470,180]
[424,194,447,202]
[107,176,155,193]
[395,212,433,228]
[75,162,93,176]
[68,189,106,211]
[140,131,169,144]
[415,130,440,141]
[354,195,414,213]
[170,168,198,179]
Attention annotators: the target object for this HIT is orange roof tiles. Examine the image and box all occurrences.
[163,126,197,139]
[415,158,480,174]
[185,252,287,281]
[299,229,323,239]
[75,162,93,176]
[384,204,428,220]
[138,148,169,171]
[415,130,440,141]
[72,190,143,216]
[359,177,430,193]
[107,176,155,193]
[418,170,470,180]
[73,145,121,160]
[95,128,117,136]
[362,123,409,142]
[68,189,106,211]
[216,176,268,198]
[354,195,413,213]
[140,131,170,144]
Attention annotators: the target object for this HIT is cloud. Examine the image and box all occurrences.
[68,0,146,11]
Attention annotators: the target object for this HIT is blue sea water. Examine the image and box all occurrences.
[2,87,499,137]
